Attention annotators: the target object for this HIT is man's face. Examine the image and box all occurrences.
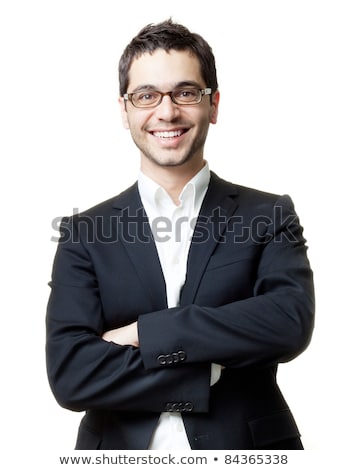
[119,49,219,170]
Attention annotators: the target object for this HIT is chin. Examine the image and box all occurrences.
[148,153,193,168]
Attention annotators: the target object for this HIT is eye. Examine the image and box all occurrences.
[136,91,158,102]
[174,88,200,102]
[178,89,196,97]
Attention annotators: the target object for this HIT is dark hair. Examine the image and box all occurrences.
[118,19,218,96]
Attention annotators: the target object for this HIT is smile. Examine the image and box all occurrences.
[152,129,187,139]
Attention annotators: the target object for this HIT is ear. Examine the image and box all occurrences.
[118,97,130,129]
[209,90,220,124]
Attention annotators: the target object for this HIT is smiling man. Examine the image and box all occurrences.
[121,48,218,179]
[46,19,315,450]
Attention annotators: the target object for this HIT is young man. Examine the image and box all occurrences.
[46,19,315,450]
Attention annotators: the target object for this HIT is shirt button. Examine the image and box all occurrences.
[172,256,180,265]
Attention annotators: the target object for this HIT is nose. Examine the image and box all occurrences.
[155,95,180,121]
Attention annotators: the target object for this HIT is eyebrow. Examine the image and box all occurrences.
[130,81,203,94]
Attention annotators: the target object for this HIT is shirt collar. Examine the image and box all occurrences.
[138,162,210,213]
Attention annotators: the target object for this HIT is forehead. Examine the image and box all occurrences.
[127,49,204,91]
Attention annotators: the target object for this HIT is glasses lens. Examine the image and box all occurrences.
[132,91,161,108]
[173,88,201,104]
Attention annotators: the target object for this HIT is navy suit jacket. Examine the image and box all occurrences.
[46,172,314,449]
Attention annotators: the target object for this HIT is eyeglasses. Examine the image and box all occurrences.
[123,87,212,108]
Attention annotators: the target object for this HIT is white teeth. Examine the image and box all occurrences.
[153,130,183,138]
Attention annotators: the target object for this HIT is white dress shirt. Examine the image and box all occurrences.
[137,162,221,450]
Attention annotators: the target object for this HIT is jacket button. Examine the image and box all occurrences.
[165,401,193,412]
[178,351,186,362]
[172,352,180,363]
[157,354,167,366]
[183,402,193,412]
[166,354,174,365]
[157,351,186,366]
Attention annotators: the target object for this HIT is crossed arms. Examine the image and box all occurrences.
[46,194,314,413]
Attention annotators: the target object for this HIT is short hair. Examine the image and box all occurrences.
[118,19,218,96]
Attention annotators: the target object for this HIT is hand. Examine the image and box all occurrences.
[102,321,139,347]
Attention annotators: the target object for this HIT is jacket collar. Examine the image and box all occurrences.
[110,172,239,308]
[111,172,238,211]
[180,172,239,305]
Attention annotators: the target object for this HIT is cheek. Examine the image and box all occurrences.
[192,106,216,128]
[126,111,149,134]
[197,111,214,132]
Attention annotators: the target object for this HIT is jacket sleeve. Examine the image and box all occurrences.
[138,195,315,370]
[46,216,211,413]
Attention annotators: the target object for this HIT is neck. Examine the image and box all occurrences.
[140,159,205,205]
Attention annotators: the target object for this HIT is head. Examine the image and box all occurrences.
[119,19,218,97]
[118,20,220,176]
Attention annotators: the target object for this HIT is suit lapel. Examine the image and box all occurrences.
[112,183,167,310]
[180,173,239,305]
[111,174,238,310]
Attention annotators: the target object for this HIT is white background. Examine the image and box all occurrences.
[1,0,347,466]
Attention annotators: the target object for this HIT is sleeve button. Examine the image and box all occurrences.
[178,351,186,362]
[184,402,193,412]
[157,354,167,365]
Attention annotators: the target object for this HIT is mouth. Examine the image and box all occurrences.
[151,128,189,139]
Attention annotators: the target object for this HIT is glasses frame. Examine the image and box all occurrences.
[123,87,212,108]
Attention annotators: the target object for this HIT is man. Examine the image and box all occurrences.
[46,19,315,450]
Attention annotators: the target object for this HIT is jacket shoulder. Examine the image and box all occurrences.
[211,172,282,205]
[75,182,139,219]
